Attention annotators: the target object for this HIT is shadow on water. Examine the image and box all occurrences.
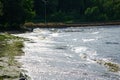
[55,46,68,50]
[105,42,119,45]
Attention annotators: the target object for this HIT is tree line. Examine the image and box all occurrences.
[0,0,120,30]
[34,0,120,22]
[0,0,35,30]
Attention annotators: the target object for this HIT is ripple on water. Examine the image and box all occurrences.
[71,46,97,61]
[82,38,96,42]
[15,27,120,80]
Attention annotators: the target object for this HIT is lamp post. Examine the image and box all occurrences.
[42,0,47,24]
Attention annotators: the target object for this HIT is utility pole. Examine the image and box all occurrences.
[42,0,47,24]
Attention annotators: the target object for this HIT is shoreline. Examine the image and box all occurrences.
[0,33,28,80]
[24,21,120,29]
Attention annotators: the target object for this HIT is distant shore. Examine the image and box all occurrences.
[24,21,120,29]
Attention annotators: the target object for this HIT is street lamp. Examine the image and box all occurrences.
[42,0,48,24]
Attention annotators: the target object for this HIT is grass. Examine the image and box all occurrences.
[0,33,24,79]
[0,33,24,57]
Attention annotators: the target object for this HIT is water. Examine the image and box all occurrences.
[15,26,120,80]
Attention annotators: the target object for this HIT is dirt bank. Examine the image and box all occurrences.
[24,21,120,29]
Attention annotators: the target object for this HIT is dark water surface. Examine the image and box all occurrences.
[15,26,120,80]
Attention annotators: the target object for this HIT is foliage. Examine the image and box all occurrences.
[23,0,35,21]
[0,1,3,16]
[0,0,35,30]
[33,0,120,22]
[0,0,120,30]
[85,6,100,21]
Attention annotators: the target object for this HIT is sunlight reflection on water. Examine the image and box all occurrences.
[15,26,120,80]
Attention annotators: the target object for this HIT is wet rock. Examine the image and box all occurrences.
[19,72,28,80]
[0,62,8,67]
[28,40,36,43]
[55,46,68,50]
[95,59,120,72]
[19,77,26,80]
[0,57,25,80]
[0,57,9,62]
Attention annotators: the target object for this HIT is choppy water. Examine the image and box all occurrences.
[16,26,120,80]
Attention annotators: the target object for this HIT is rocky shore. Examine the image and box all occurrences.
[0,33,28,80]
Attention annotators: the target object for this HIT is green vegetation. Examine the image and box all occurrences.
[0,33,24,80]
[104,62,120,72]
[0,0,35,30]
[34,0,120,23]
[96,59,120,72]
[0,0,120,30]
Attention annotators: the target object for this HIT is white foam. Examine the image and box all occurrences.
[82,39,95,42]
[92,32,99,34]
[71,46,97,62]
[50,33,59,37]
[33,28,42,33]
[73,39,77,41]
[72,47,88,53]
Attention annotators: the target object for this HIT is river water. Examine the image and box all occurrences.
[16,26,120,80]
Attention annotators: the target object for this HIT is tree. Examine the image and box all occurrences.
[113,0,120,20]
[85,6,100,21]
[23,0,35,21]
[0,1,3,29]
[0,0,35,30]
[0,1,3,16]
[33,0,120,22]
